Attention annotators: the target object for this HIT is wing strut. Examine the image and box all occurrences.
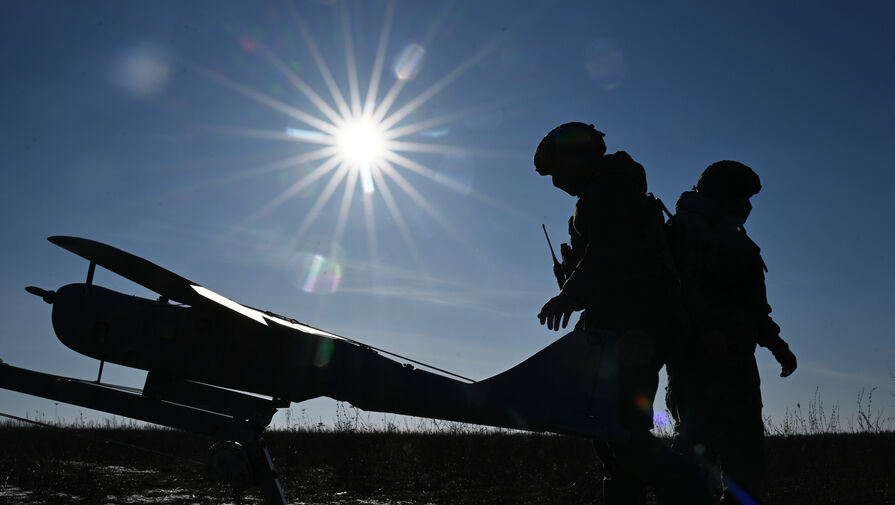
[86,261,96,287]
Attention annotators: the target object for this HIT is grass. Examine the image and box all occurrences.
[2,379,893,504]
[2,399,895,505]
[1,424,893,504]
[765,387,895,436]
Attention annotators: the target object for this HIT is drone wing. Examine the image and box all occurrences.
[47,236,341,335]
[48,236,203,306]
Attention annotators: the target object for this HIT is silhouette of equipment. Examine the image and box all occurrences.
[1,235,628,504]
[0,363,289,503]
[25,286,55,304]
[542,224,566,289]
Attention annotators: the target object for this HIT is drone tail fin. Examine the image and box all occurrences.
[468,329,624,438]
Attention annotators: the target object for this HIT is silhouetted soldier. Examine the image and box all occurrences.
[534,122,709,505]
[665,161,797,504]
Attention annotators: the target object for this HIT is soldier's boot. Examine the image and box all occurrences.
[719,417,764,505]
[631,435,712,505]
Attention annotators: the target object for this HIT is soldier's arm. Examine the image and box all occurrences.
[559,217,584,279]
[554,195,615,309]
[538,212,591,331]
[537,194,611,330]
[752,261,797,377]
[757,317,797,377]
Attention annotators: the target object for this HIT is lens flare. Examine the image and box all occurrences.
[359,165,376,194]
[419,127,450,138]
[286,252,342,294]
[113,43,171,97]
[585,39,626,90]
[239,36,258,54]
[635,394,651,412]
[314,338,335,367]
[285,127,328,143]
[724,477,761,505]
[394,43,425,80]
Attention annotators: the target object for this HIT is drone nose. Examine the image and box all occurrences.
[25,286,56,304]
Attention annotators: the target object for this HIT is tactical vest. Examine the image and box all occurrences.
[563,152,677,329]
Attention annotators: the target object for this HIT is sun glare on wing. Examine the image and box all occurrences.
[199,0,517,274]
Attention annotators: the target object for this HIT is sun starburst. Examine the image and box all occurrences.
[196,0,520,275]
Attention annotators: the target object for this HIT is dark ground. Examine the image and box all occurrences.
[1,426,893,504]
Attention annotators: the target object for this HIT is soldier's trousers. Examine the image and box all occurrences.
[666,349,765,504]
[593,327,711,505]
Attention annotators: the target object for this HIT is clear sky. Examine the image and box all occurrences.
[1,1,893,431]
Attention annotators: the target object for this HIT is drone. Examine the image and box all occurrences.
[0,236,622,504]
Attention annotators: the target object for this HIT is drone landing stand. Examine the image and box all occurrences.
[0,363,289,505]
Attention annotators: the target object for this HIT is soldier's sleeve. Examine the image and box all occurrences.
[561,216,584,278]
[755,315,788,351]
[752,268,790,352]
[727,239,789,353]
[556,193,616,308]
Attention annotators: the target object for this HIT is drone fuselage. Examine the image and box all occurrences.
[49,283,484,426]
[48,281,623,439]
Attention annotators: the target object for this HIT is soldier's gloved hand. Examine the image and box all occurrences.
[538,291,580,331]
[771,345,797,377]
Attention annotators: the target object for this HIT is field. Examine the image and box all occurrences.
[1,423,893,505]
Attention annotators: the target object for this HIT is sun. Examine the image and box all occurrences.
[204,0,515,266]
[336,118,386,167]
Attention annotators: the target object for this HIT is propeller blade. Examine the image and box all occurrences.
[25,286,55,304]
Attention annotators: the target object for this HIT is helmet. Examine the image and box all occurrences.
[696,160,761,200]
[534,122,606,176]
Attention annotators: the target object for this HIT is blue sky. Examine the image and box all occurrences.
[1,1,893,430]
